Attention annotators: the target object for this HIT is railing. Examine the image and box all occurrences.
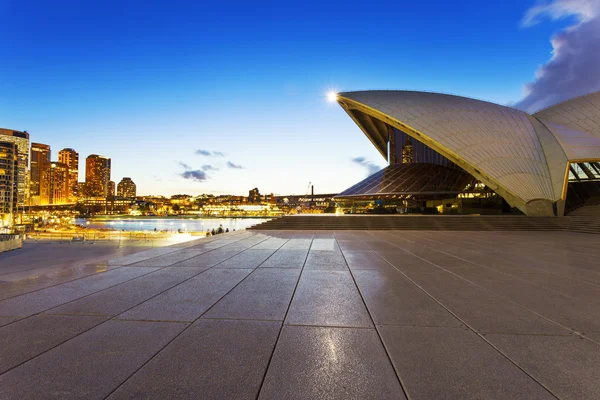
[0,234,20,242]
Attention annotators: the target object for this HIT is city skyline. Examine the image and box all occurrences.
[2,0,599,196]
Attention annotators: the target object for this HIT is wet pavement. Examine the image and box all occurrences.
[0,230,599,399]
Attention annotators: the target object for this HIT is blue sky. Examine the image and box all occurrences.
[0,0,592,196]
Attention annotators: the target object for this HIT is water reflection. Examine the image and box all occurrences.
[75,218,270,232]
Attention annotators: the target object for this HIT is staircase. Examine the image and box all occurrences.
[249,215,573,232]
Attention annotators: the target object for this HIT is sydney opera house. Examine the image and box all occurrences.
[334,90,600,216]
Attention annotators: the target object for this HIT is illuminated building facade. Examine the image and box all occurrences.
[248,188,261,203]
[30,143,51,206]
[108,180,115,198]
[0,128,29,207]
[85,155,111,198]
[334,90,600,216]
[49,162,69,204]
[0,142,18,226]
[58,148,79,202]
[117,177,136,198]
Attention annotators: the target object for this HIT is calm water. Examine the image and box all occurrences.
[75,218,271,232]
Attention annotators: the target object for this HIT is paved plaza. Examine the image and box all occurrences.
[0,230,599,399]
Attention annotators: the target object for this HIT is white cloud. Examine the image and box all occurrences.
[516,0,600,112]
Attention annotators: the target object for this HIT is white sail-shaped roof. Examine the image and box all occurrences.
[336,90,600,216]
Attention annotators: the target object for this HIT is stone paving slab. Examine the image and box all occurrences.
[213,249,277,269]
[0,264,123,301]
[378,251,569,335]
[45,267,203,317]
[129,248,209,267]
[117,268,253,322]
[259,325,405,400]
[310,238,340,251]
[1,230,599,399]
[0,314,108,374]
[304,250,348,271]
[108,319,280,400]
[0,267,159,319]
[487,333,600,399]
[168,247,246,268]
[353,269,463,327]
[379,325,553,400]
[342,250,396,271]
[203,268,301,320]
[259,249,307,268]
[0,316,20,327]
[0,320,186,400]
[286,270,372,328]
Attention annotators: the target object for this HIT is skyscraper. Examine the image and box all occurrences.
[0,128,29,207]
[108,180,115,199]
[0,142,18,227]
[30,143,51,206]
[49,162,69,205]
[85,155,111,198]
[58,148,79,202]
[117,177,136,198]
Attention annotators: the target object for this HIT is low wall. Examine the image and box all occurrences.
[0,237,23,253]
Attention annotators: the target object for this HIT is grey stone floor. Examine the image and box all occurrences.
[0,230,599,399]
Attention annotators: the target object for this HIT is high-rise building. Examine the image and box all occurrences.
[58,148,79,202]
[248,188,261,203]
[49,162,69,205]
[0,129,29,207]
[108,180,115,198]
[85,155,111,198]
[0,142,18,227]
[117,177,136,198]
[30,143,51,206]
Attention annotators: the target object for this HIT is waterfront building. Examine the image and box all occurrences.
[0,142,18,227]
[85,155,111,198]
[108,180,115,198]
[333,90,600,216]
[49,162,69,205]
[58,148,79,203]
[30,143,51,205]
[117,177,136,198]
[0,128,29,207]
[248,188,261,203]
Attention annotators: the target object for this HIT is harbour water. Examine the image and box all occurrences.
[75,217,271,232]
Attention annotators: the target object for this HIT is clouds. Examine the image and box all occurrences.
[515,0,600,113]
[195,149,225,157]
[351,157,382,176]
[226,161,244,169]
[178,163,208,182]
[177,154,244,183]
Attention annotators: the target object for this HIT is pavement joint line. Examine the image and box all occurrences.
[417,230,600,259]
[0,234,237,301]
[283,323,378,330]
[100,232,290,400]
[404,230,600,289]
[0,266,166,328]
[380,231,578,333]
[335,232,411,400]
[400,231,600,296]
[0,265,130,302]
[378,231,594,338]
[127,232,257,267]
[0,234,267,376]
[359,233,561,400]
[255,234,314,400]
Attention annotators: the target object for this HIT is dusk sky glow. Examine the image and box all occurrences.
[2,0,598,196]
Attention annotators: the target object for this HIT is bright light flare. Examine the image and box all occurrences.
[326,91,338,103]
